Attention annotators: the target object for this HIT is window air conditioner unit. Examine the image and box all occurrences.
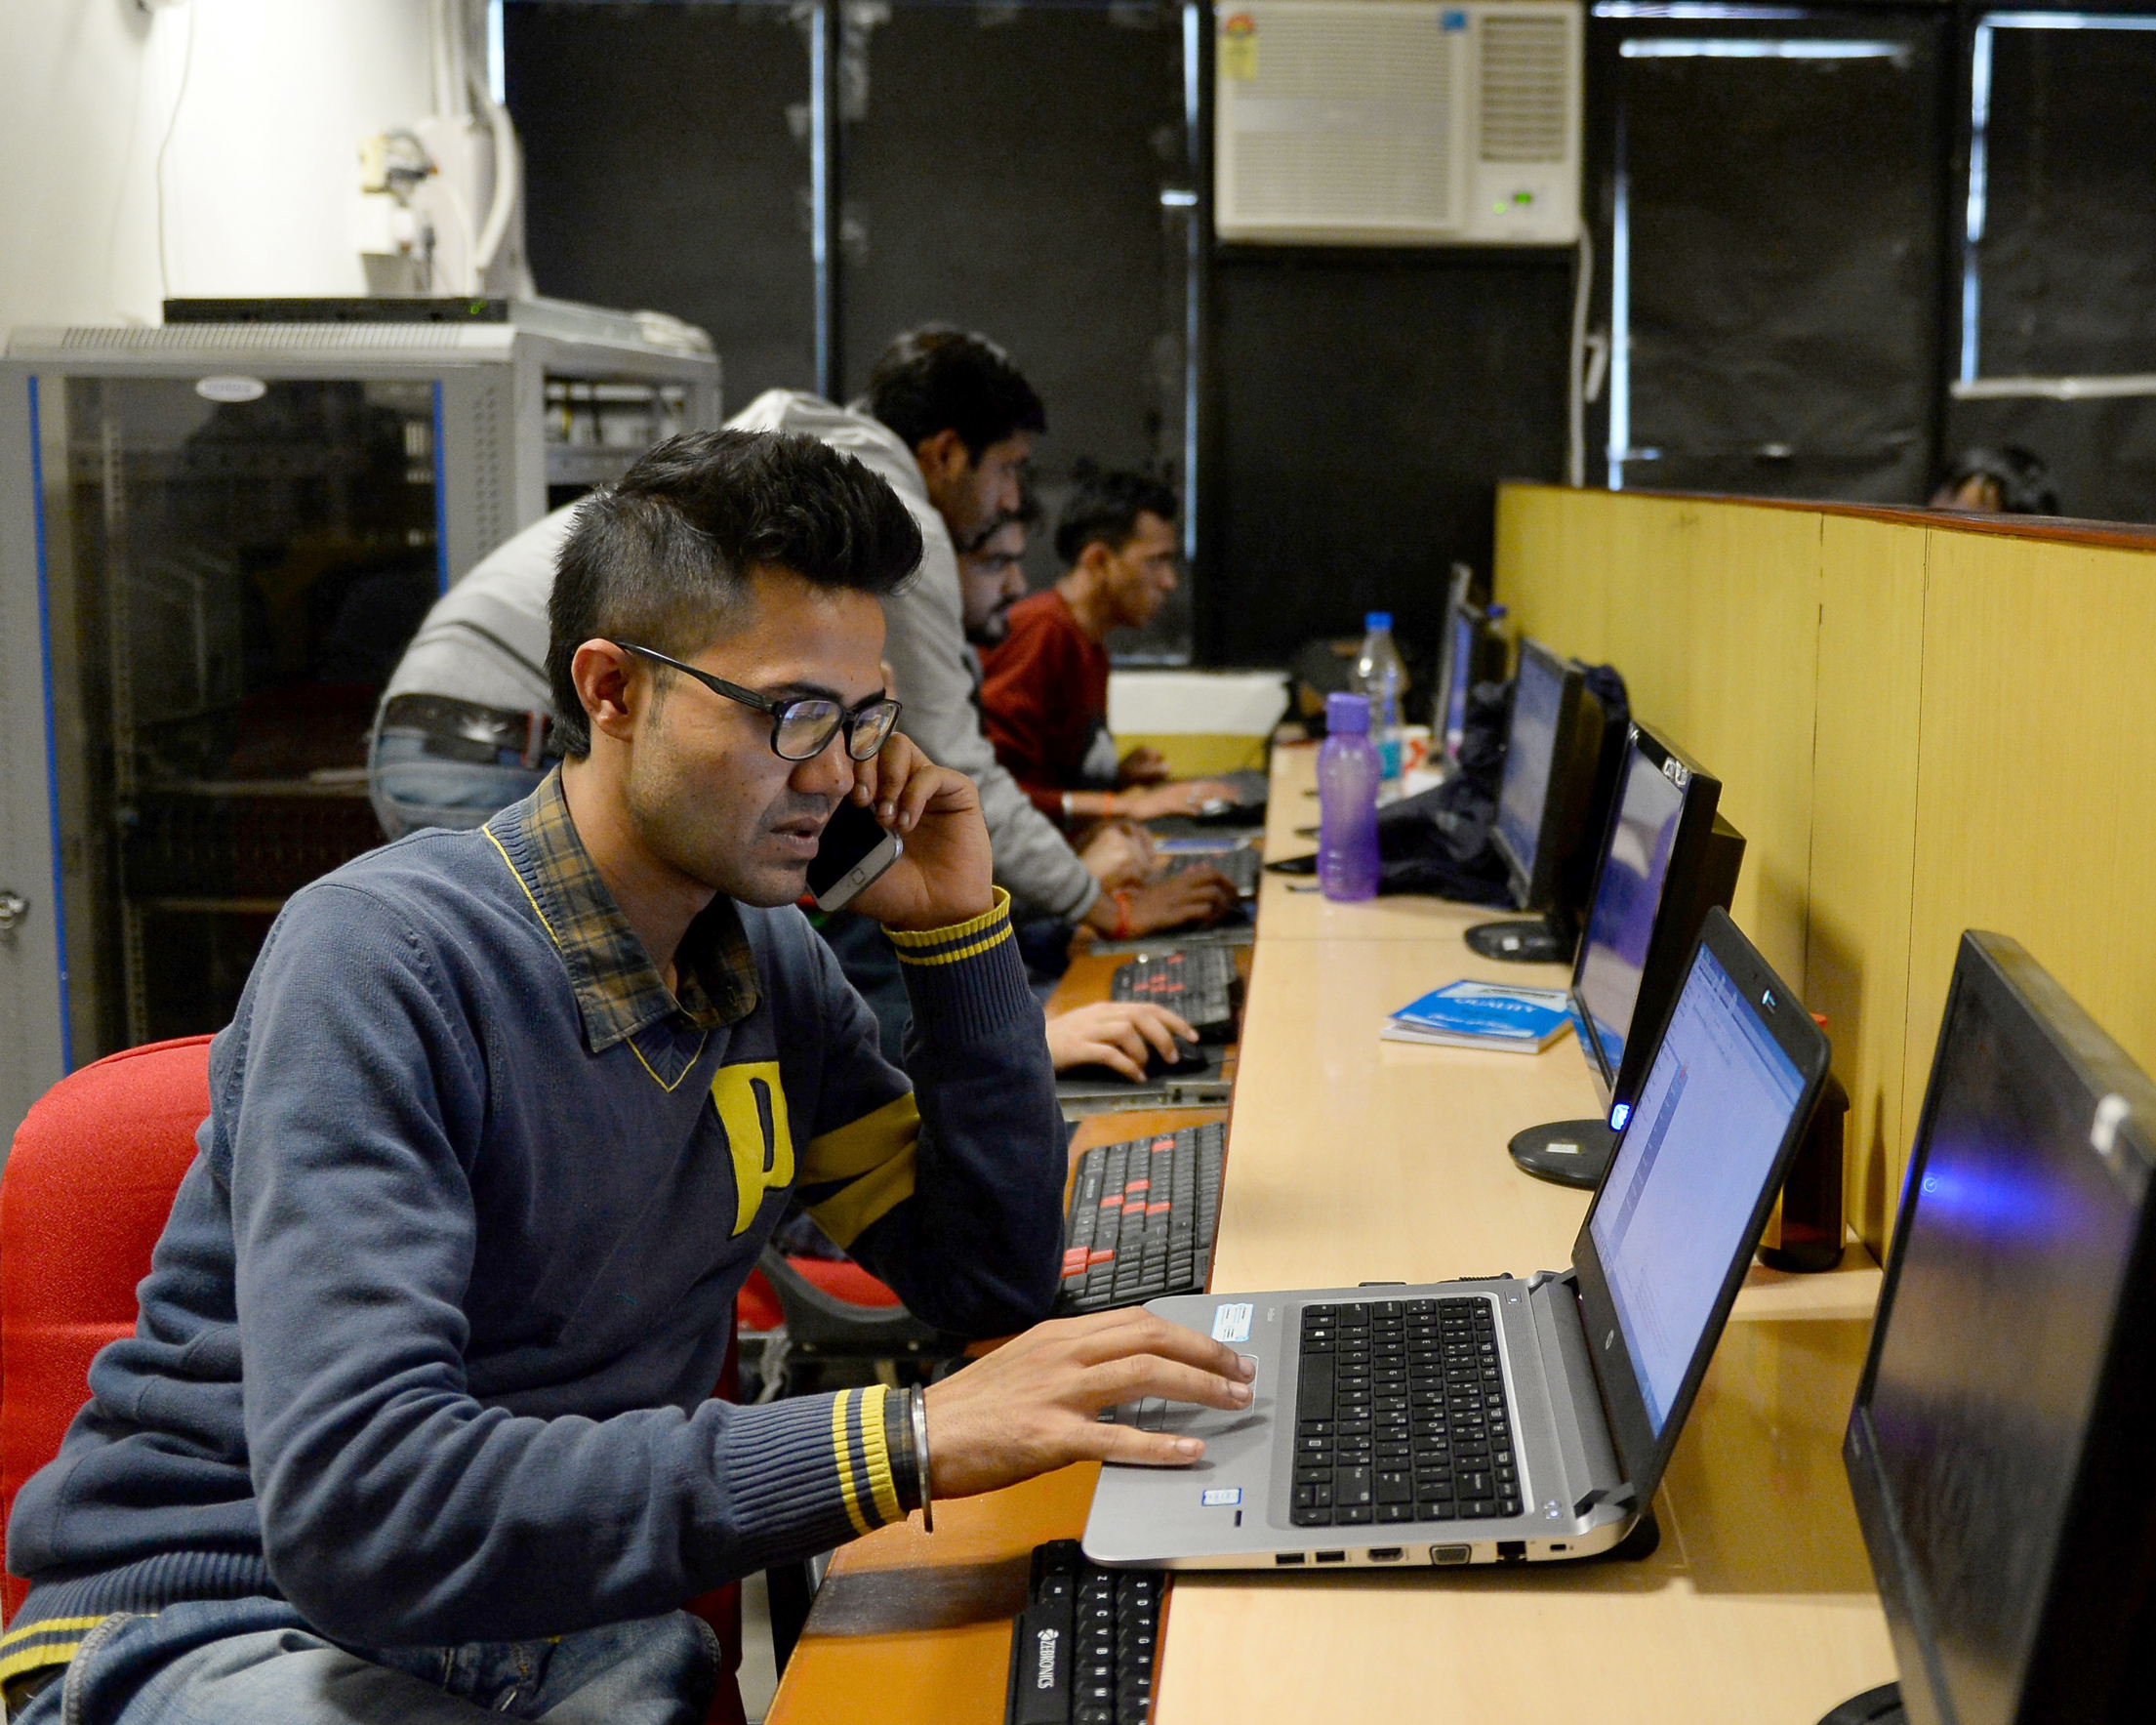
[1214,0,1581,245]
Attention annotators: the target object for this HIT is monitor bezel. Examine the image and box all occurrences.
[1490,638,1587,913]
[1569,907,1829,1507]
[1842,930,2156,1725]
[1428,565,1475,763]
[1568,721,1725,1097]
[1441,600,1487,764]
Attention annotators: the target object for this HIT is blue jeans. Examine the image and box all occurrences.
[19,1598,721,1725]
[368,731,548,841]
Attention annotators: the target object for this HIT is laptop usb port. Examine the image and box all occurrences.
[1274,1552,1305,1566]
[1367,1547,1403,1562]
[1315,1549,1347,1564]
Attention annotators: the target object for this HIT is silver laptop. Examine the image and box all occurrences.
[1083,908,1828,1572]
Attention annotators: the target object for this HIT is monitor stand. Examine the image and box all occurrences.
[1464,916,1571,965]
[1508,1117,1617,1189]
[1815,1685,1904,1725]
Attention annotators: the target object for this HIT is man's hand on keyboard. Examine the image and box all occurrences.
[922,1310,1257,1498]
[1086,869,1236,936]
[1044,1001,1198,1080]
[1113,779,1239,820]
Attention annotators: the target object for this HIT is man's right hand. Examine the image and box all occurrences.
[1115,780,1240,820]
[920,1310,1257,1499]
[1045,1000,1198,1081]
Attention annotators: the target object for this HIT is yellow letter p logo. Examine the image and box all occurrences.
[712,1061,793,1236]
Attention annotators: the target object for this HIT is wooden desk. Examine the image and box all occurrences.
[768,749,1894,1725]
[1167,922,1892,1724]
[1253,744,1525,942]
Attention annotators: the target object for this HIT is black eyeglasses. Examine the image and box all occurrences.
[612,641,903,762]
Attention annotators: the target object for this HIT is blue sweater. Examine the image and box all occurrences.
[5,788,1063,1650]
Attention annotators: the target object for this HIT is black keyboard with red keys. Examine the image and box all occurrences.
[1107,948,1238,1043]
[1054,1122,1225,1315]
[1289,1295,1525,1527]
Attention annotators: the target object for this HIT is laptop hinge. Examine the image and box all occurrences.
[1531,1266,1630,1440]
[1573,1483,1639,1519]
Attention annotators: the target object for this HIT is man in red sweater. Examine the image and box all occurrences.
[980,471,1236,827]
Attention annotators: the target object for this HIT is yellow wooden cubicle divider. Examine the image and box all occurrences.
[1494,482,2156,1253]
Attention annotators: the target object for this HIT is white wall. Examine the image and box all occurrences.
[0,0,441,336]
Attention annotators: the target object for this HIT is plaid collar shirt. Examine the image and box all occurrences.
[489,767,760,1053]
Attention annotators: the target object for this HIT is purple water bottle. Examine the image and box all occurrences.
[1319,691,1382,902]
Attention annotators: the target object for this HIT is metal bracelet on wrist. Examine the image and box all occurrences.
[910,1385,936,1534]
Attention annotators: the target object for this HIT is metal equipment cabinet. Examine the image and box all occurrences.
[0,300,721,1137]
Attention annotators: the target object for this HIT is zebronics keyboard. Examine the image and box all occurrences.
[1055,1122,1225,1314]
[1161,846,1261,896]
[1005,1540,1162,1725]
[1108,947,1237,1042]
[1290,1295,1524,1527]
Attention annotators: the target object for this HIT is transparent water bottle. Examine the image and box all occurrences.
[1319,691,1382,903]
[1354,611,1406,799]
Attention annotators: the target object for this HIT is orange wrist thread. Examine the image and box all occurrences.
[1112,889,1135,940]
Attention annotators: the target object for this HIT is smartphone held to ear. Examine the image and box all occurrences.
[809,799,904,913]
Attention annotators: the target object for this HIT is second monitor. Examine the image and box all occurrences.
[1508,719,1745,1189]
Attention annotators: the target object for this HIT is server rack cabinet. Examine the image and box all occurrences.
[0,300,720,1137]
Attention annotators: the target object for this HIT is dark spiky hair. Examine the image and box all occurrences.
[547,429,921,756]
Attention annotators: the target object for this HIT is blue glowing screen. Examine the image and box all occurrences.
[1867,979,2141,1724]
[1576,748,1687,1079]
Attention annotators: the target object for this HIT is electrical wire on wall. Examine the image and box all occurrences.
[1567,226,1595,487]
[467,73,521,289]
[437,0,522,292]
[153,3,199,301]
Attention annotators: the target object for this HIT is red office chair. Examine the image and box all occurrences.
[0,1039,749,1725]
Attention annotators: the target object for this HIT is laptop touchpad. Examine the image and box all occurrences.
[1134,1396,1270,1436]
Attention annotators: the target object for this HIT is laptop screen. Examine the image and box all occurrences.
[1575,748,1687,1078]
[1494,646,1564,881]
[1588,943,1808,1433]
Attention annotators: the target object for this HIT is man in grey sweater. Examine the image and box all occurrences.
[373,329,1231,941]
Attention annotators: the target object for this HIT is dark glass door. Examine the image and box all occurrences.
[49,376,441,1053]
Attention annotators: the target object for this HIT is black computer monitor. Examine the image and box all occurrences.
[1576,724,1745,1122]
[1506,720,1745,1188]
[1838,932,2156,1725]
[1439,599,1505,765]
[1467,639,1610,965]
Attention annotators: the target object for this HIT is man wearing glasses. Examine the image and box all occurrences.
[3,431,1253,1723]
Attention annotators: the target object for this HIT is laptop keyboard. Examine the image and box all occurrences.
[1055,1122,1226,1314]
[1005,1540,1161,1725]
[1108,947,1238,1041]
[1290,1295,1524,1527]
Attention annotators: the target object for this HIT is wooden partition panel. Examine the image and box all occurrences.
[1493,489,1825,1023]
[1809,515,1927,1248]
[1900,530,2156,1155]
[1494,483,2156,1253]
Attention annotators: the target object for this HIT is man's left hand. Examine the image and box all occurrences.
[840,733,996,932]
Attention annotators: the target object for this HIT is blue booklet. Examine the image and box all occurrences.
[1382,980,1575,1053]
